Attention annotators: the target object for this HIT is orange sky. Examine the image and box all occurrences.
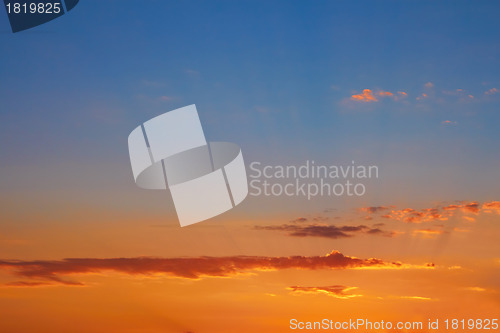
[1,200,499,333]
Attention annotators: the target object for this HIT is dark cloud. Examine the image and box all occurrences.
[360,206,390,214]
[254,224,397,239]
[0,251,415,287]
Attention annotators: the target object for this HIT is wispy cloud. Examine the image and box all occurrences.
[359,206,390,214]
[400,296,432,301]
[288,285,362,299]
[359,200,498,224]
[412,229,446,238]
[254,223,399,239]
[484,88,498,95]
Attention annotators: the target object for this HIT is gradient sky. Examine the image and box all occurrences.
[0,1,499,332]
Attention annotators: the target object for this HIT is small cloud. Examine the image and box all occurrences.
[448,265,462,270]
[412,229,445,238]
[159,96,174,102]
[394,91,408,101]
[441,120,458,125]
[288,285,362,299]
[424,82,434,88]
[400,296,432,301]
[463,216,476,222]
[464,287,486,292]
[484,88,499,95]
[359,206,390,214]
[416,93,428,101]
[185,69,200,77]
[351,89,378,102]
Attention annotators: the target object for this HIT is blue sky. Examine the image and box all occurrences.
[1,0,499,217]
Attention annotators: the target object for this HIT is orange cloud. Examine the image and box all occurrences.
[482,201,500,214]
[416,93,428,100]
[0,251,423,287]
[400,296,432,301]
[288,285,362,299]
[351,89,378,102]
[484,88,498,95]
[424,82,434,88]
[382,207,445,223]
[373,200,495,224]
[350,89,404,102]
[443,202,480,214]
[412,229,446,238]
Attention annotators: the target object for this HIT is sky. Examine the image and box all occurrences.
[0,1,499,332]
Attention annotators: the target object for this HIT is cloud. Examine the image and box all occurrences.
[359,206,390,214]
[442,89,475,102]
[288,285,362,299]
[0,251,429,287]
[412,229,446,238]
[382,207,446,223]
[254,224,398,239]
[464,287,486,292]
[360,200,500,227]
[351,89,378,102]
[484,88,498,95]
[442,120,458,125]
[350,89,405,103]
[482,201,500,214]
[443,202,480,214]
[424,82,434,88]
[416,93,428,101]
[400,296,432,301]
[159,96,174,102]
